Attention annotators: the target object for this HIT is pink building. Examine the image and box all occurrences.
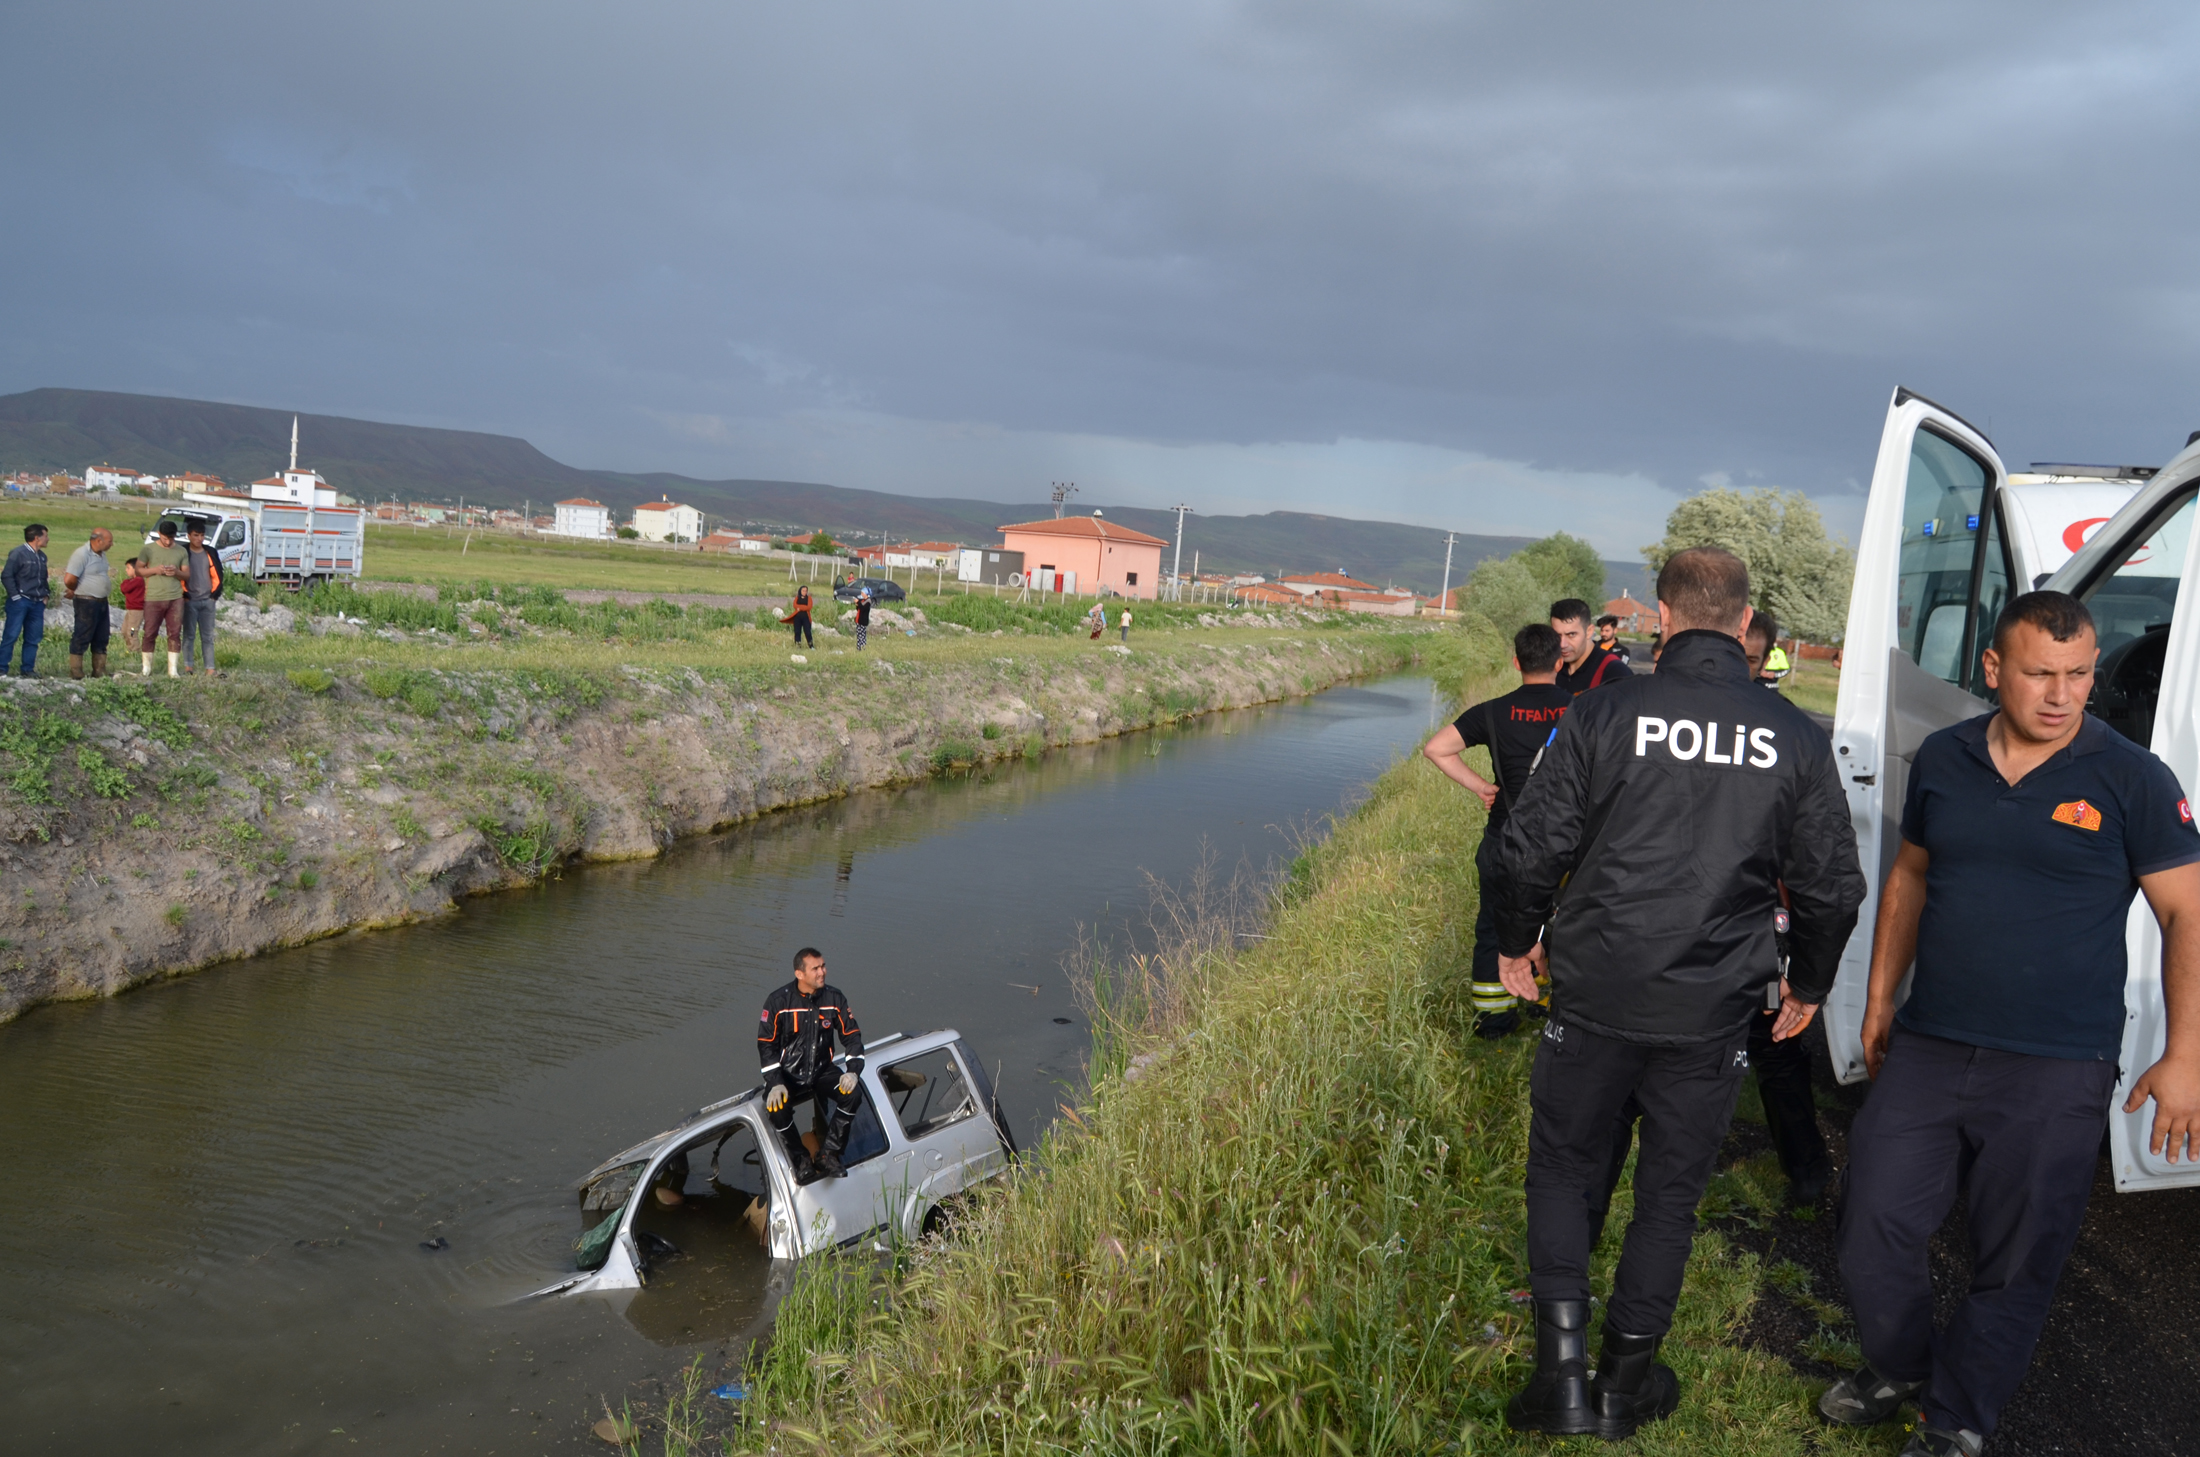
[997,514,1167,599]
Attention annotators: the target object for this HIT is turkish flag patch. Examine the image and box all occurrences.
[2052,799,2104,832]
[2181,799,2193,825]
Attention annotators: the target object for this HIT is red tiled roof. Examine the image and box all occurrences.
[556,498,606,508]
[1280,571,1378,591]
[997,515,1168,547]
[634,500,692,513]
[1234,584,1302,606]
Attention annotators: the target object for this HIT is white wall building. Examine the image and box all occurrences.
[84,464,143,492]
[554,498,613,539]
[631,498,703,542]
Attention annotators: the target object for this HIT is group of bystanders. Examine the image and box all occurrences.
[0,519,228,679]
[1427,549,2200,1455]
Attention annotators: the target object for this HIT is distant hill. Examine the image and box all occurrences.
[0,388,1648,598]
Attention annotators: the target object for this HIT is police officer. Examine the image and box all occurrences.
[757,946,866,1181]
[1494,547,1864,1440]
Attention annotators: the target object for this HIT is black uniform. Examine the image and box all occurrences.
[1555,642,1631,696]
[1455,683,1573,1029]
[1495,629,1862,1338]
[757,980,866,1173]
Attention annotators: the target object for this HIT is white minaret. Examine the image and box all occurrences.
[289,416,299,471]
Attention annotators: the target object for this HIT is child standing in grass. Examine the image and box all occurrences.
[120,557,145,656]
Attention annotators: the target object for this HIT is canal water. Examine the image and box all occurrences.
[1,675,1446,1454]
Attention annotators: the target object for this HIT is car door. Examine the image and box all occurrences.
[874,1038,1007,1239]
[1825,389,2016,1082]
[2041,442,2200,1190]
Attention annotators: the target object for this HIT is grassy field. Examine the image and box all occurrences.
[592,629,1898,1457]
[0,494,1203,604]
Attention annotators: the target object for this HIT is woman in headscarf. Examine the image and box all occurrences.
[786,584,814,648]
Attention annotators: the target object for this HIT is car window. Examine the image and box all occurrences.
[879,1049,976,1140]
[217,521,246,548]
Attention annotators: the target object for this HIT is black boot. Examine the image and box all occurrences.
[1505,1299,1595,1435]
[812,1107,853,1179]
[1590,1328,1680,1440]
[778,1130,814,1184]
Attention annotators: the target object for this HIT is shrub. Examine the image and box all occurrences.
[216,649,242,669]
[287,668,334,693]
[616,526,640,539]
[361,667,407,699]
[164,904,187,926]
[930,738,979,771]
[980,721,1003,740]
[297,869,319,890]
[404,684,441,718]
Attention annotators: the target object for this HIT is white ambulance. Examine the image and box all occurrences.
[1829,387,2200,1192]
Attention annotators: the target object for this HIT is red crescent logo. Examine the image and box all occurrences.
[2060,516,2151,566]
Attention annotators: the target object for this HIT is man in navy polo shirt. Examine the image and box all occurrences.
[1825,591,2200,1457]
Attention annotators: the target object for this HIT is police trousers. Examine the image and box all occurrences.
[1837,1027,2115,1437]
[1527,1014,1752,1336]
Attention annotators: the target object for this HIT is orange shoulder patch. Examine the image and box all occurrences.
[2052,799,2104,832]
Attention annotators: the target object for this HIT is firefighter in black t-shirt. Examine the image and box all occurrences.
[1553,598,1634,695]
[1422,622,1572,1038]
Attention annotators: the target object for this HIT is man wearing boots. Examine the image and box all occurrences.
[757,947,866,1182]
[1421,621,1570,1038]
[62,528,115,681]
[135,520,188,679]
[1494,547,1864,1440]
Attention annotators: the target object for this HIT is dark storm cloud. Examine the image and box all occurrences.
[5,0,2199,543]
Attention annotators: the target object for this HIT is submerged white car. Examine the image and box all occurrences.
[1828,387,2200,1192]
[531,1029,1015,1297]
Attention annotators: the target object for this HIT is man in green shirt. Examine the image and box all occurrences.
[136,521,188,678]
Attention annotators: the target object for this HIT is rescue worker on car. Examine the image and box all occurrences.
[1493,546,1865,1440]
[757,946,866,1182]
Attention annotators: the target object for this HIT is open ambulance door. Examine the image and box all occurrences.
[2044,439,2200,1190]
[1824,390,2015,1083]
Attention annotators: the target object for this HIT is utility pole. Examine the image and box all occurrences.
[1050,481,1078,518]
[1437,531,1458,617]
[1169,504,1192,600]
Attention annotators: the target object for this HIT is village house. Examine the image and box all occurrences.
[631,497,703,543]
[701,530,771,554]
[1276,570,1381,597]
[553,498,613,539]
[84,463,144,492]
[997,512,1167,599]
[162,471,227,497]
[1603,591,1656,636]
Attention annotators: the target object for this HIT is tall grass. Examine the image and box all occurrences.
[687,625,1896,1457]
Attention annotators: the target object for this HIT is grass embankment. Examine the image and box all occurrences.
[0,574,1413,1022]
[653,630,1889,1457]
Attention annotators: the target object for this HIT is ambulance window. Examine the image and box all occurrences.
[1967,504,2013,700]
[2081,491,2194,660]
[1896,428,1992,687]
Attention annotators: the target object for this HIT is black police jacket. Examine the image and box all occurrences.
[1494,629,1864,1043]
[756,981,866,1089]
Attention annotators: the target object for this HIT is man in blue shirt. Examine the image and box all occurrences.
[1825,592,2200,1457]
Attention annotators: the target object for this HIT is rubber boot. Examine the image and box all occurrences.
[812,1105,854,1179]
[1590,1329,1680,1441]
[167,651,180,678]
[68,654,84,680]
[777,1126,814,1184]
[141,652,154,676]
[1505,1299,1595,1435]
[91,653,107,679]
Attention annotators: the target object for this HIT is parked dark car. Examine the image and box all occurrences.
[833,577,907,603]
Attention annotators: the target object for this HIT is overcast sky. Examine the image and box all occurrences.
[7,1,2200,554]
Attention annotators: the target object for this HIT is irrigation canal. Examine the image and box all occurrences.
[1,673,1446,1454]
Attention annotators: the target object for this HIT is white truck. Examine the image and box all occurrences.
[1829,386,2200,1192]
[167,491,365,587]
